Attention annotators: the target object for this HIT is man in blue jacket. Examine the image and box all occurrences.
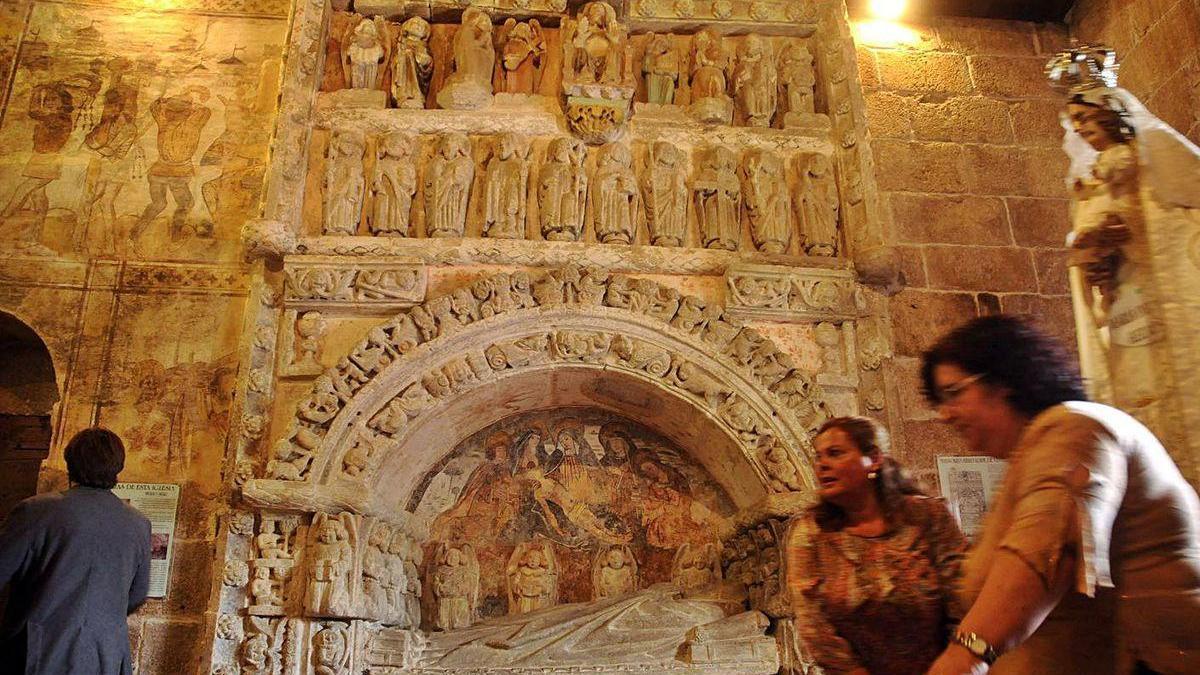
[0,428,151,675]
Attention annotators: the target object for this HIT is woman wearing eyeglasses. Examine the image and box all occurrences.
[784,416,967,675]
[922,315,1200,675]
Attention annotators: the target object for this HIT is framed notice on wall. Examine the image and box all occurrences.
[111,483,181,598]
[936,456,1007,539]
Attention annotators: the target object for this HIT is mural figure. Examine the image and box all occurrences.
[641,141,688,247]
[779,42,816,117]
[368,131,416,236]
[496,19,546,95]
[740,148,790,254]
[590,143,640,245]
[437,7,495,110]
[432,543,480,630]
[323,130,366,235]
[424,133,474,238]
[391,17,433,108]
[798,154,840,256]
[734,35,777,127]
[592,544,638,599]
[642,33,679,105]
[483,133,530,240]
[693,145,742,250]
[2,80,75,252]
[79,56,144,253]
[567,1,626,85]
[538,138,588,242]
[130,87,212,243]
[345,17,387,90]
[507,541,559,614]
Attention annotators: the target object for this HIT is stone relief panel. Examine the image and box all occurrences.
[409,408,735,627]
[0,3,285,260]
[283,257,427,314]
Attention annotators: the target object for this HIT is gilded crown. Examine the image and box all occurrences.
[1045,44,1120,95]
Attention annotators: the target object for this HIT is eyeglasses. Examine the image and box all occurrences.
[934,373,985,406]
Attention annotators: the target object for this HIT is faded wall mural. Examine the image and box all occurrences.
[0,2,285,260]
[408,408,735,626]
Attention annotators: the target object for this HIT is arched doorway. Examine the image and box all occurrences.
[0,311,57,522]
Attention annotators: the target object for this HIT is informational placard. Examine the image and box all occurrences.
[936,456,1008,538]
[111,483,181,598]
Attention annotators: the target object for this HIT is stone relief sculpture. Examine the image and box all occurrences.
[424,133,474,238]
[362,523,393,616]
[289,311,326,376]
[496,19,546,95]
[240,617,286,675]
[390,16,433,109]
[385,533,412,627]
[323,130,365,235]
[561,2,634,144]
[567,1,626,85]
[437,7,495,110]
[734,35,778,128]
[312,623,350,675]
[538,138,589,241]
[432,543,480,630]
[690,28,733,124]
[345,17,387,90]
[798,154,840,256]
[590,143,640,244]
[641,141,689,247]
[507,541,559,614]
[694,145,742,250]
[306,513,355,616]
[673,543,721,592]
[758,435,804,492]
[482,133,530,240]
[642,33,680,105]
[592,544,638,599]
[740,148,791,254]
[367,131,416,236]
[779,41,816,123]
[401,536,423,628]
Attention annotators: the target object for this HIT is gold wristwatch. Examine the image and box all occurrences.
[952,630,999,665]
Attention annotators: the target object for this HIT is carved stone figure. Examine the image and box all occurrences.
[539,138,588,242]
[642,33,679,105]
[734,35,778,128]
[390,17,432,108]
[694,145,742,250]
[368,131,416,236]
[432,543,480,630]
[345,18,387,90]
[690,29,733,124]
[312,624,350,675]
[306,513,354,616]
[592,545,638,599]
[401,538,423,627]
[566,1,626,85]
[798,154,840,256]
[385,534,411,627]
[673,543,721,591]
[290,310,326,374]
[641,141,688,247]
[424,133,474,238]
[483,133,530,240]
[437,7,495,110]
[779,42,816,120]
[250,566,282,608]
[757,435,803,492]
[323,130,365,235]
[740,148,790,254]
[362,524,393,616]
[590,144,640,244]
[497,19,546,95]
[507,541,558,614]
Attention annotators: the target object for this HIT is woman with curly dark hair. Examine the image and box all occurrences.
[785,416,966,675]
[922,315,1200,675]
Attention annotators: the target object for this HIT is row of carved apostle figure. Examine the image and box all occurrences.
[329,6,818,126]
[427,541,724,631]
[322,129,841,256]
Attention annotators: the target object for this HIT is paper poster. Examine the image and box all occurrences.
[936,456,1008,538]
[112,483,181,598]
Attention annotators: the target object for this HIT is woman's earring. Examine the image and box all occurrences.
[867,470,878,480]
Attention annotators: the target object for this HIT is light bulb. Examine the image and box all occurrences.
[869,0,907,21]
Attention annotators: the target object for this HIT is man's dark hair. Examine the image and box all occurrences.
[64,427,126,489]
[920,314,1087,418]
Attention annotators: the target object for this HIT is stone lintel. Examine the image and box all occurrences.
[725,263,864,323]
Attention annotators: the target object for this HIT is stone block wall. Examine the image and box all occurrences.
[855,18,1078,487]
[1072,0,1200,145]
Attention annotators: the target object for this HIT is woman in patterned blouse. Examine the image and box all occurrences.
[784,416,967,675]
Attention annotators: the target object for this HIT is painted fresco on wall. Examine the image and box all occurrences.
[0,3,285,260]
[409,408,734,624]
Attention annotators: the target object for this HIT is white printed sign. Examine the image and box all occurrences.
[112,483,181,598]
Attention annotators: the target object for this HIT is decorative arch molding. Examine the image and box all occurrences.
[245,266,831,517]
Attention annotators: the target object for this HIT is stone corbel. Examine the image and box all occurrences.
[724,263,865,323]
[283,256,427,315]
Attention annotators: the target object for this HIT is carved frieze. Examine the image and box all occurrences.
[283,258,427,314]
[725,263,864,323]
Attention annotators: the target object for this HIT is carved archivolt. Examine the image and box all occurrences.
[255,266,824,505]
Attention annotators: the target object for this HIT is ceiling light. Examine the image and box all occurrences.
[869,0,907,20]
